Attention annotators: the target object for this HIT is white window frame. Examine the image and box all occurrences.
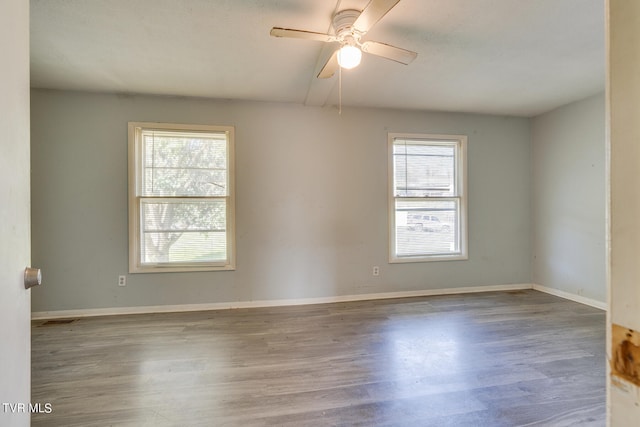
[388,133,468,263]
[128,122,236,273]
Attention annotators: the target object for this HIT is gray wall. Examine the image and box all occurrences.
[531,93,606,303]
[31,89,531,312]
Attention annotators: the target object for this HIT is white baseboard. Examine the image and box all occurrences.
[32,283,606,320]
[532,284,607,311]
[31,283,534,320]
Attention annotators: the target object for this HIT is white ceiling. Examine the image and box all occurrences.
[30,0,605,117]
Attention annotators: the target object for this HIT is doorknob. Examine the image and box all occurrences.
[24,267,42,289]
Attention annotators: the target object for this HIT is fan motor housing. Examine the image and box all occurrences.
[332,9,360,37]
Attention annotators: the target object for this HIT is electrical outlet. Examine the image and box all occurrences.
[118,275,126,287]
[372,266,380,276]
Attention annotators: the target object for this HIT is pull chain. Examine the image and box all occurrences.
[339,64,342,115]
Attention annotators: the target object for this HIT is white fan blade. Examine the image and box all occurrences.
[270,27,335,43]
[353,0,401,34]
[361,41,417,65]
[317,49,339,79]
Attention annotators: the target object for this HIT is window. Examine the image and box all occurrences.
[388,133,467,262]
[128,122,235,273]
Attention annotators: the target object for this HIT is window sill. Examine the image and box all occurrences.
[129,264,236,274]
[389,254,468,263]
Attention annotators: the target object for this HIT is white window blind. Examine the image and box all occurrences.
[129,123,235,272]
[389,134,467,262]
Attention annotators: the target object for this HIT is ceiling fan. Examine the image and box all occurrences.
[270,0,417,79]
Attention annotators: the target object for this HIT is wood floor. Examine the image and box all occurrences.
[31,290,606,426]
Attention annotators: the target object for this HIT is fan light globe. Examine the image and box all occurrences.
[337,45,362,69]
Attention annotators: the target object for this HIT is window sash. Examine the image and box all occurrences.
[393,139,459,198]
[138,129,229,198]
[138,197,230,268]
[393,198,461,258]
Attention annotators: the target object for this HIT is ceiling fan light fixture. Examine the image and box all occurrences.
[270,2,417,79]
[337,45,362,69]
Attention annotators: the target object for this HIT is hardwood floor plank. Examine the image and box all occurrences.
[31,290,606,426]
